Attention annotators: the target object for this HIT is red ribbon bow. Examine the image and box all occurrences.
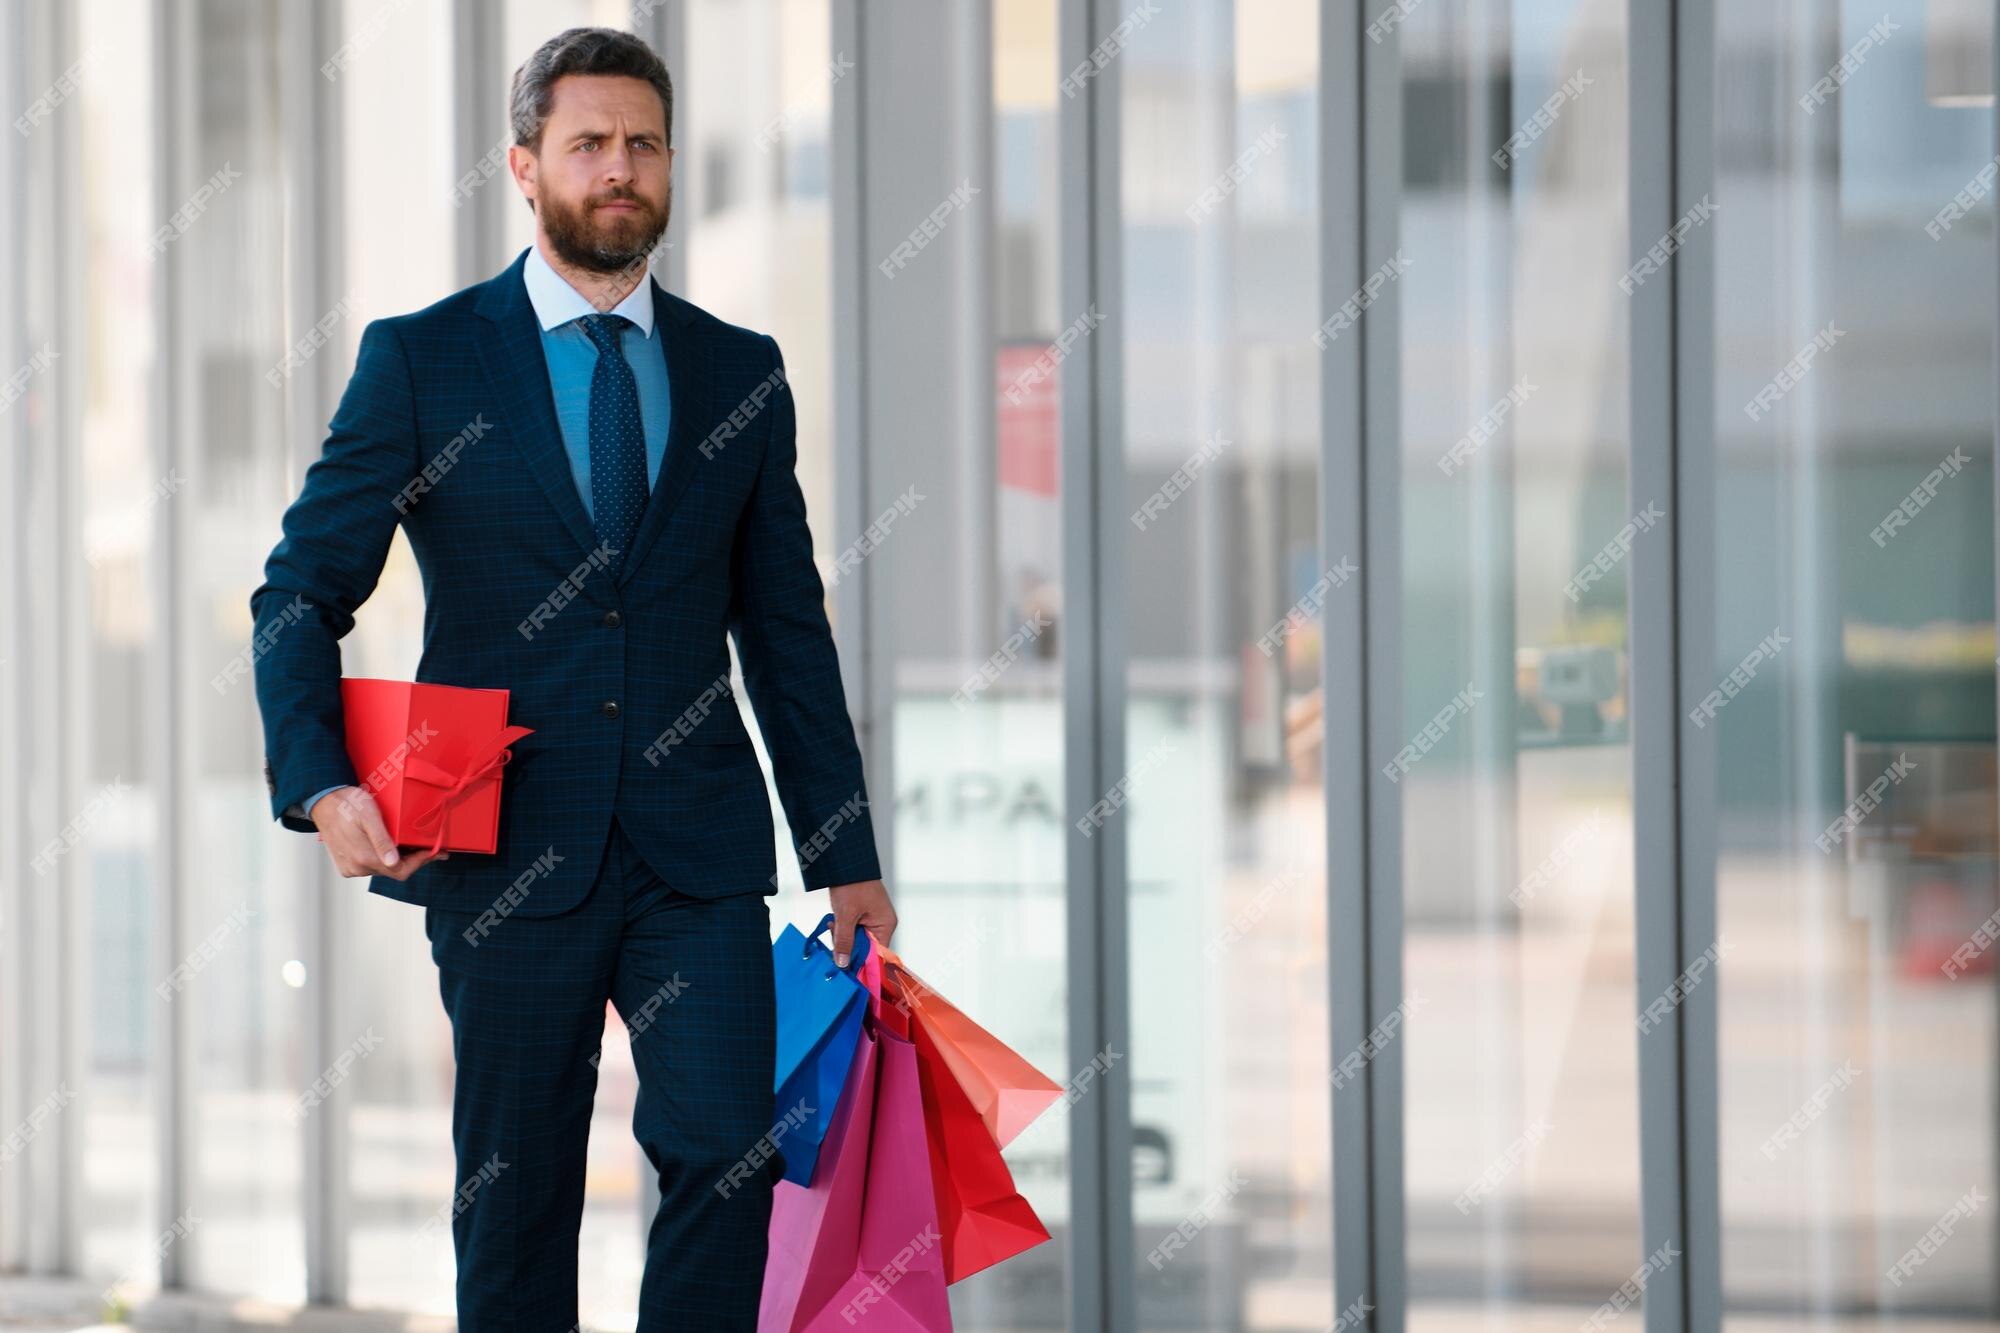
[403,724,535,857]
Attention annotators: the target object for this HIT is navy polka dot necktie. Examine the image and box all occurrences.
[582,312,647,572]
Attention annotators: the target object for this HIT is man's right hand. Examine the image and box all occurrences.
[310,786,450,880]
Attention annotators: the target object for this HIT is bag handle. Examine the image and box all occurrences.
[804,912,871,978]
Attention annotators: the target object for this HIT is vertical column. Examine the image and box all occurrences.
[148,0,192,1291]
[1061,0,1132,1328]
[282,0,350,1305]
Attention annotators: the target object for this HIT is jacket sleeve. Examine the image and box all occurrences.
[250,318,419,832]
[725,334,883,890]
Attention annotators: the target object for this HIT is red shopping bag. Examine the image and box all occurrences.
[876,947,1061,1148]
[907,999,1051,1283]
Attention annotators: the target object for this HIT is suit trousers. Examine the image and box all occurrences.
[424,814,779,1331]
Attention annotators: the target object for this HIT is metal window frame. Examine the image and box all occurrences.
[1059,1,1133,1329]
[0,0,26,1272]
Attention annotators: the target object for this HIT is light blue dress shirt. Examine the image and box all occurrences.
[301,244,672,823]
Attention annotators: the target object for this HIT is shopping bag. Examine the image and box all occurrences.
[906,983,1052,1283]
[792,1016,953,1331]
[772,914,873,1185]
[760,1021,880,1332]
[876,948,1061,1149]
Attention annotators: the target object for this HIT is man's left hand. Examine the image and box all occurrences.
[827,879,897,968]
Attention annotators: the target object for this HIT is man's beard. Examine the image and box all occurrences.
[540,180,671,277]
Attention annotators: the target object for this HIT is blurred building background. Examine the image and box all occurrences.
[1,0,1998,1330]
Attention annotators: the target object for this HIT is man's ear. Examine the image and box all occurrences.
[508,142,537,206]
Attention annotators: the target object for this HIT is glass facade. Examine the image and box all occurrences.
[3,1,1999,1331]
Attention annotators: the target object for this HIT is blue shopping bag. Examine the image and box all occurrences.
[772,913,872,1185]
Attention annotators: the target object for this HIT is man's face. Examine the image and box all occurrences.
[515,73,672,275]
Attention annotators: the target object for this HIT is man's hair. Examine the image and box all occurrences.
[509,27,674,153]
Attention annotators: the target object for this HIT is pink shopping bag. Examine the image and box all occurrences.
[795,1020,953,1330]
[760,1021,880,1332]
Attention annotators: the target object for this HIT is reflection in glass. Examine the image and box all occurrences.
[1120,2,1332,1328]
[1713,1,2000,1324]
[1399,1,1643,1327]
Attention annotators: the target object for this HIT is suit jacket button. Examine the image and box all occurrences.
[603,610,622,628]
[602,700,620,718]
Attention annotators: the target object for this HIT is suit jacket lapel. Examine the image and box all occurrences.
[474,251,603,566]
[614,277,712,586]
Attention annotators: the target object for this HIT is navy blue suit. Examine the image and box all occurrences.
[249,248,882,1329]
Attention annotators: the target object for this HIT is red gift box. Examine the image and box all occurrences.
[327,678,533,855]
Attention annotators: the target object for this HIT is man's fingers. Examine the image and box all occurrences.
[832,914,856,969]
[354,796,401,867]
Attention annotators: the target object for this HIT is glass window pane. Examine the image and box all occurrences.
[1397,2,1643,1327]
[76,0,163,1293]
[1120,2,1332,1327]
[1712,0,2000,1321]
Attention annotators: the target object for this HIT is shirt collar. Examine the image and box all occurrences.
[522,241,656,337]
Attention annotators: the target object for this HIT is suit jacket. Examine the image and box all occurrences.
[250,248,881,918]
